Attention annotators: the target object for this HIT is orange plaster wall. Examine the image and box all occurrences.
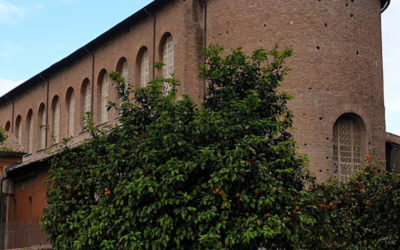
[8,169,49,223]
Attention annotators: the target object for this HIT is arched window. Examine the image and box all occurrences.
[116,58,129,105]
[66,87,75,137]
[333,114,366,181]
[80,78,91,127]
[138,47,150,87]
[98,70,110,123]
[26,109,34,153]
[116,58,129,85]
[5,121,10,132]
[161,33,174,94]
[15,115,22,144]
[38,103,46,150]
[51,96,61,144]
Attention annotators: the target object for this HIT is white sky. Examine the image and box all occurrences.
[383,1,400,134]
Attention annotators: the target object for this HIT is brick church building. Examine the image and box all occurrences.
[0,0,395,248]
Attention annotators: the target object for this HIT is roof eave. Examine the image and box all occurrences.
[381,0,390,12]
[0,0,171,105]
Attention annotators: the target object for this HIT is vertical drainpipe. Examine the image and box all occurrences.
[144,8,157,79]
[83,47,95,116]
[39,74,50,149]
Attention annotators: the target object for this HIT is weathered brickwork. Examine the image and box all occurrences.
[0,1,391,239]
[206,0,386,180]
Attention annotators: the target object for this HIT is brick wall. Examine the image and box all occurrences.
[0,0,386,182]
[206,0,385,180]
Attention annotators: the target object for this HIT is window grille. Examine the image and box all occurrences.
[140,50,150,87]
[162,35,174,95]
[333,115,363,181]
[81,80,91,128]
[122,61,129,87]
[84,84,91,114]
[68,90,75,137]
[100,74,109,123]
[38,104,46,150]
[53,98,61,144]
[117,60,129,104]
[15,116,21,144]
[27,113,34,153]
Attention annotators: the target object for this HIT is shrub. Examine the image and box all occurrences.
[311,158,400,249]
[0,127,6,143]
[41,45,317,249]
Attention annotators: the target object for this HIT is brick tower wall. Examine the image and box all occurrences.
[206,0,386,180]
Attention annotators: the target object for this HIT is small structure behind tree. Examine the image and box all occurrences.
[0,131,50,249]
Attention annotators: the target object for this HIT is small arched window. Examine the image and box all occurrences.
[138,47,150,87]
[116,58,129,86]
[116,58,129,105]
[80,78,91,127]
[66,87,75,137]
[98,70,110,123]
[161,33,174,94]
[38,103,46,150]
[26,109,34,153]
[80,78,92,127]
[5,121,10,132]
[333,114,366,181]
[51,96,61,144]
[15,115,22,144]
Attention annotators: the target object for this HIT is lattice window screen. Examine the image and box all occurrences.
[68,91,75,137]
[101,74,109,123]
[84,84,91,113]
[28,116,34,153]
[117,61,129,105]
[141,50,150,87]
[53,99,61,144]
[162,36,174,95]
[39,109,46,150]
[333,116,363,181]
[122,61,129,87]
[16,118,21,144]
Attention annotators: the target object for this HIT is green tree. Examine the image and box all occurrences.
[41,45,316,249]
[0,127,9,159]
[0,127,6,144]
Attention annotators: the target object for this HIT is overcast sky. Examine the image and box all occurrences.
[0,0,399,133]
[382,0,400,134]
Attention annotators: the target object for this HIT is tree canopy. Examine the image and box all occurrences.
[41,45,400,249]
[42,45,318,249]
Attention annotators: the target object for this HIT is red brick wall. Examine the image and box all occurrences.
[206,0,385,180]
[0,0,386,183]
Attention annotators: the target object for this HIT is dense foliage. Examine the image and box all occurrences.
[0,127,9,159]
[42,46,317,249]
[311,158,400,249]
[0,127,6,144]
[41,45,400,249]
